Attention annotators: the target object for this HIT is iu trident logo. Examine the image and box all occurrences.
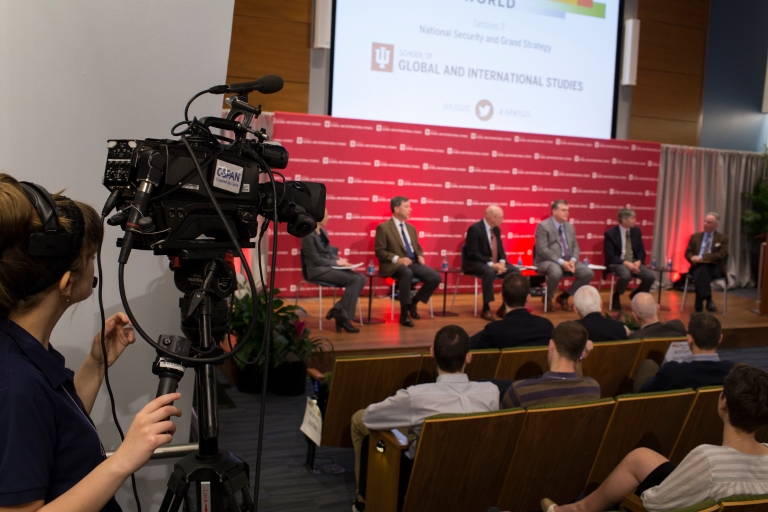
[371,43,394,72]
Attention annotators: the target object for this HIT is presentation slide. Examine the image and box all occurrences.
[331,0,621,139]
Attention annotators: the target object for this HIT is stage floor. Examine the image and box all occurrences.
[296,288,768,366]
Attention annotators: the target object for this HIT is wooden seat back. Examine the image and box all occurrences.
[494,346,548,380]
[322,354,422,447]
[416,349,501,384]
[582,340,642,397]
[669,386,723,465]
[718,496,768,511]
[396,409,526,512]
[586,389,696,492]
[497,399,616,512]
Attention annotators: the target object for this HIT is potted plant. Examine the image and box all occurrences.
[229,274,331,395]
[742,152,768,281]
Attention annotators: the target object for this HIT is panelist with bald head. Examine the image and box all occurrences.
[463,205,521,320]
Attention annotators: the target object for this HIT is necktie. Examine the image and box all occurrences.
[625,230,633,262]
[401,223,415,259]
[705,233,712,254]
[490,229,499,263]
[559,226,571,261]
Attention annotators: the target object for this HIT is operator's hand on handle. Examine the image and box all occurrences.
[112,393,182,476]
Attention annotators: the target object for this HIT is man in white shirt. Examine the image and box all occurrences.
[350,325,499,512]
[603,208,655,311]
[374,196,441,327]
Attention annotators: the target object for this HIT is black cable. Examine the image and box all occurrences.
[184,90,209,122]
[97,217,142,512]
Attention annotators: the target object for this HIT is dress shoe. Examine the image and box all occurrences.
[351,500,366,512]
[541,498,557,512]
[543,298,555,313]
[408,303,420,320]
[325,307,340,321]
[336,316,360,333]
[399,313,414,327]
[611,294,622,312]
[695,300,704,313]
[629,289,639,299]
[495,304,506,319]
[706,300,718,312]
[481,310,494,321]
[555,293,573,312]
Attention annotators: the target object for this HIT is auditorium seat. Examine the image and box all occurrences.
[622,493,768,512]
[365,409,526,512]
[669,386,724,465]
[416,349,501,384]
[581,340,642,397]
[497,399,616,512]
[586,389,696,493]
[628,337,686,390]
[622,493,718,512]
[494,346,549,380]
[304,353,422,470]
[294,249,363,330]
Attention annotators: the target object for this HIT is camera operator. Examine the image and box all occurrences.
[0,173,182,511]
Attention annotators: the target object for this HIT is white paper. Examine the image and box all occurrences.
[588,264,608,270]
[663,341,692,365]
[331,262,364,270]
[300,396,323,446]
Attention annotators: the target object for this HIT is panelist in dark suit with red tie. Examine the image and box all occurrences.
[685,212,729,312]
[374,196,441,327]
[463,205,521,321]
[604,208,655,311]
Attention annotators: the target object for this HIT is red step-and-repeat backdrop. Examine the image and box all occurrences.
[268,112,661,298]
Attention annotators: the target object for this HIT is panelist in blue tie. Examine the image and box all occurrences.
[534,199,594,312]
[374,196,441,327]
[684,212,729,312]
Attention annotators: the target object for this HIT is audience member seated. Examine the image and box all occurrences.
[349,325,499,512]
[573,286,628,342]
[634,312,735,393]
[542,364,768,512]
[470,273,554,349]
[627,292,686,339]
[501,321,600,408]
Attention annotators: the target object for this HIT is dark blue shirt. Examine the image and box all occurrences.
[0,319,121,510]
[639,357,735,393]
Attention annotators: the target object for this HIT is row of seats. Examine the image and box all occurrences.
[364,387,768,512]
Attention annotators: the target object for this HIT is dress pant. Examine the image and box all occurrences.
[607,263,656,295]
[310,269,366,319]
[691,264,723,303]
[462,261,520,304]
[391,262,441,306]
[537,260,594,298]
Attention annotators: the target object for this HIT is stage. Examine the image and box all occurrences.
[300,288,768,370]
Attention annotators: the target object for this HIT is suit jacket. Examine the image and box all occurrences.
[685,231,728,275]
[464,220,506,268]
[604,225,646,266]
[534,217,579,265]
[374,218,424,277]
[577,312,628,342]
[627,319,687,340]
[639,359,735,393]
[470,308,554,349]
[301,228,338,281]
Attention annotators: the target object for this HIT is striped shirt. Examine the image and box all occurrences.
[642,444,768,512]
[501,371,601,409]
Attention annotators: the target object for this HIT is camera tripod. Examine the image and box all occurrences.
[155,252,255,512]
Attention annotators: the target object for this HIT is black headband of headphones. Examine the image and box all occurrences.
[18,182,86,296]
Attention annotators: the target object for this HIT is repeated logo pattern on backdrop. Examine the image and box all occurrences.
[270,112,661,297]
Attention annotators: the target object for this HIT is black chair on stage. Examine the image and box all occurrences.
[680,255,728,315]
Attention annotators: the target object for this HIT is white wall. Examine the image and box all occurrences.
[0,1,234,509]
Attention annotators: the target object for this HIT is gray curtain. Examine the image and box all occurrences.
[652,145,765,288]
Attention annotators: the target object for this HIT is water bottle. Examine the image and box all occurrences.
[442,257,449,271]
[666,258,673,271]
[517,256,523,267]
[583,257,589,266]
[651,256,657,269]
[367,260,375,275]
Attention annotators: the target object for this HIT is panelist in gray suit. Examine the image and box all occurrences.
[534,200,594,312]
[301,209,366,333]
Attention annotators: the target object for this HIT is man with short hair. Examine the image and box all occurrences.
[350,325,499,512]
[463,205,521,321]
[604,208,656,311]
[685,212,729,312]
[375,196,441,327]
[501,321,601,408]
[635,313,735,393]
[535,200,594,312]
[574,285,628,342]
[470,273,554,349]
[627,292,686,339]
